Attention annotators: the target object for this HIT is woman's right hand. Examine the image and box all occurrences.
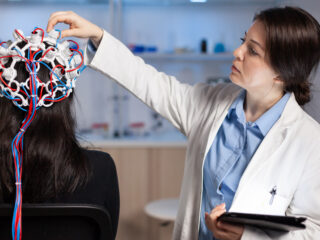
[46,11,104,46]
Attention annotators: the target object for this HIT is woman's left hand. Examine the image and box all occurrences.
[205,203,244,240]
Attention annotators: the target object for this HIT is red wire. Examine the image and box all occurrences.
[0,72,28,97]
[37,76,45,99]
[31,48,42,61]
[66,49,83,72]
[0,54,30,63]
[14,30,28,43]
[68,40,79,51]
[49,64,65,97]
[40,48,54,61]
[9,30,65,239]
[32,28,44,43]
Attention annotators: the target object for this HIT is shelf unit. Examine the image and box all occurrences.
[122,0,281,6]
[136,52,234,61]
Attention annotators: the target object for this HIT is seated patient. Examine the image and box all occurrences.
[0,28,119,239]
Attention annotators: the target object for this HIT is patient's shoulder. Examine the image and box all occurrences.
[83,149,114,167]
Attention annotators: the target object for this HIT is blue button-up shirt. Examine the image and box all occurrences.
[199,90,290,240]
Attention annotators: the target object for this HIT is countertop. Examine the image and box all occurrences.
[78,130,187,148]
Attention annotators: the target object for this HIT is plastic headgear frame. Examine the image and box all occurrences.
[0,28,85,111]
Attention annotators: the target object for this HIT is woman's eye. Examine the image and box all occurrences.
[240,37,245,44]
[248,46,258,56]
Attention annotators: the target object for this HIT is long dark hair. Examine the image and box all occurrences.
[254,6,320,105]
[0,45,90,203]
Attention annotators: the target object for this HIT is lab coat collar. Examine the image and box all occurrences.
[232,93,303,195]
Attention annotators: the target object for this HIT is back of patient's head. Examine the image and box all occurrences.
[0,42,90,203]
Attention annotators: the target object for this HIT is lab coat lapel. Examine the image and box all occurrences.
[234,94,301,194]
[203,89,241,159]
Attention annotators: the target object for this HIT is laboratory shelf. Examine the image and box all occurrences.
[122,0,281,7]
[136,52,234,61]
[78,130,187,148]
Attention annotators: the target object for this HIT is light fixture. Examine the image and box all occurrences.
[190,0,207,2]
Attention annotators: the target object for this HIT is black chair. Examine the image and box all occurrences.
[0,203,114,240]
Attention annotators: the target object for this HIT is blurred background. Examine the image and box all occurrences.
[1,0,318,139]
[0,0,319,239]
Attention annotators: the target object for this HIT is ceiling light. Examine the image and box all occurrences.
[190,0,207,2]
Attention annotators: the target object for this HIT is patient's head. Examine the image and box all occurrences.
[0,28,90,203]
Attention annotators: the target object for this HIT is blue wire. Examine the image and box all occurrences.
[13,102,27,112]
[33,50,43,60]
[55,29,61,48]
[11,95,37,239]
[10,31,87,239]
[22,85,30,98]
[1,89,16,100]
[8,33,87,239]
[68,53,75,64]
[37,61,70,89]
[79,65,87,73]
[12,47,23,57]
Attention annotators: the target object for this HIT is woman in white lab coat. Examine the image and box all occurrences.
[47,6,320,240]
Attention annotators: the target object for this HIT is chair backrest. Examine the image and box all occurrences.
[0,203,114,240]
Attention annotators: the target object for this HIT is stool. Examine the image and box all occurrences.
[144,198,179,226]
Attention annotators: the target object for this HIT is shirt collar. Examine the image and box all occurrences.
[227,89,246,120]
[254,92,291,136]
[227,90,291,136]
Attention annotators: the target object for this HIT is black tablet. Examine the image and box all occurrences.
[218,212,306,232]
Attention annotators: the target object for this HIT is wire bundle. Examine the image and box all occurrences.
[0,27,86,240]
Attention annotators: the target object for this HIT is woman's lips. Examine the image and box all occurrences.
[231,65,240,73]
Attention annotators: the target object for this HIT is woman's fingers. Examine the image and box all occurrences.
[49,11,69,20]
[205,203,244,240]
[217,221,243,233]
[59,28,81,39]
[214,203,226,211]
[47,12,73,33]
[205,208,226,231]
[46,11,103,42]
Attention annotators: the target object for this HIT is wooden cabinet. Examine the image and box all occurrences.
[90,146,186,240]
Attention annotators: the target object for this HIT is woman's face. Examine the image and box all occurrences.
[230,21,279,94]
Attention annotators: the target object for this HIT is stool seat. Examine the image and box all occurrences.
[144,198,179,222]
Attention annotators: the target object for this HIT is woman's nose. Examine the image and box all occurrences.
[233,45,244,61]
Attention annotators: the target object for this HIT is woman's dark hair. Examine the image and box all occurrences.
[254,6,320,105]
[0,45,90,202]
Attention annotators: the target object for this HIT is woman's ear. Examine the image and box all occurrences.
[273,75,284,84]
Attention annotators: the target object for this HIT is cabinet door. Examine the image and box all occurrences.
[108,147,151,240]
[148,147,186,240]
[94,146,186,240]
[149,148,186,199]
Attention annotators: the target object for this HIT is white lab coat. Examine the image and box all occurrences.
[84,30,320,240]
